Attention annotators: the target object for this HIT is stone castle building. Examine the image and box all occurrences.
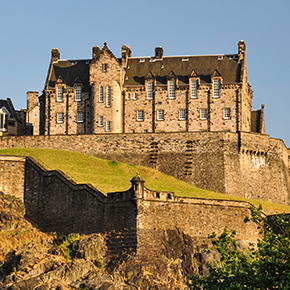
[27,40,265,136]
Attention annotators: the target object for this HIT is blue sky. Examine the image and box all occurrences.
[1,0,290,146]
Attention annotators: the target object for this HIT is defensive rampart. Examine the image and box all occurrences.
[22,157,260,254]
[0,131,289,204]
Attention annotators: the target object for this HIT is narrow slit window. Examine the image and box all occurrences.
[57,87,63,102]
[99,86,104,102]
[106,121,111,132]
[99,116,103,126]
[106,86,111,107]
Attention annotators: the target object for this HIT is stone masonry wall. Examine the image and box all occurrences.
[0,156,25,200]
[22,157,260,256]
[24,157,107,235]
[0,131,288,204]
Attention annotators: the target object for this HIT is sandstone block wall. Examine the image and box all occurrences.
[24,157,107,235]
[0,131,288,204]
[0,156,25,200]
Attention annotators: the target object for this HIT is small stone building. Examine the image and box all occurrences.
[28,41,265,135]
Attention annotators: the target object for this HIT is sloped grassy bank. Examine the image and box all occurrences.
[0,148,290,214]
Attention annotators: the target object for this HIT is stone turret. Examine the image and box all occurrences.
[130,174,145,198]
[92,46,101,60]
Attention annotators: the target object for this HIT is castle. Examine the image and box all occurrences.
[0,41,289,256]
[26,40,265,136]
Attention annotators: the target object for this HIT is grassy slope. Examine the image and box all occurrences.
[1,148,290,214]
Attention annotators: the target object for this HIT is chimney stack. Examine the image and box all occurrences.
[122,44,132,66]
[155,46,163,59]
[51,48,60,62]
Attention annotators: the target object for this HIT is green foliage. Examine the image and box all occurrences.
[96,260,104,269]
[58,233,79,261]
[188,206,290,289]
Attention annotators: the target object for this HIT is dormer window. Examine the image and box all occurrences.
[213,80,220,98]
[57,87,63,102]
[75,86,82,101]
[190,80,198,98]
[147,81,154,100]
[168,80,175,99]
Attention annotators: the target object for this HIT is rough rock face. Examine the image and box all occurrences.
[0,192,248,289]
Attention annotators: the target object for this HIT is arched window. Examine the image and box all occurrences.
[106,86,111,107]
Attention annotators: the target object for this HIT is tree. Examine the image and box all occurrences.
[187,206,290,289]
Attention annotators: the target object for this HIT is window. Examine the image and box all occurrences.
[0,113,7,131]
[168,81,175,99]
[190,80,198,98]
[75,86,82,101]
[77,112,84,123]
[106,86,111,107]
[57,87,63,102]
[99,116,103,127]
[106,121,111,132]
[147,82,153,99]
[34,113,38,118]
[127,93,130,100]
[223,108,231,119]
[157,110,164,121]
[130,129,135,133]
[137,110,144,121]
[213,80,220,98]
[133,93,137,100]
[103,63,107,72]
[200,109,207,120]
[99,86,104,102]
[179,109,186,120]
[57,112,64,123]
[143,129,148,133]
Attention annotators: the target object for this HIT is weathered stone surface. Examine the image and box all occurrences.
[71,234,106,262]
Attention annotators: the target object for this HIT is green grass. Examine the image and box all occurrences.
[1,148,290,214]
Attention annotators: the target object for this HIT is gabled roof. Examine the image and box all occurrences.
[124,54,241,86]
[46,59,91,89]
[0,99,17,121]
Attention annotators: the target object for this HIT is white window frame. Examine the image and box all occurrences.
[57,87,63,102]
[213,79,220,98]
[57,112,64,123]
[99,86,104,102]
[190,80,198,98]
[133,93,137,100]
[179,109,186,120]
[75,86,82,101]
[99,116,103,127]
[127,93,130,100]
[157,110,164,121]
[168,80,175,99]
[137,110,144,121]
[223,108,231,119]
[0,113,7,131]
[77,112,84,123]
[106,121,111,132]
[147,81,153,99]
[200,109,207,120]
[106,86,111,107]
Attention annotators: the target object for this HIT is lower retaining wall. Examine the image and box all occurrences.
[0,155,25,200]
[0,155,260,253]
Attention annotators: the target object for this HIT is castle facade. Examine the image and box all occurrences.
[27,41,265,136]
